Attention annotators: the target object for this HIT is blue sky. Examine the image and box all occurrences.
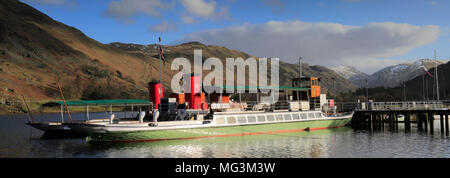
[21,0,450,73]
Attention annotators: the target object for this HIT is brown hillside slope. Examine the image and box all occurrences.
[0,0,158,101]
[0,0,356,107]
[111,42,358,95]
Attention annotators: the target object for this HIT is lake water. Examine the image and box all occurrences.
[1,113,449,158]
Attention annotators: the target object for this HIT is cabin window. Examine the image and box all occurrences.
[275,114,283,121]
[227,116,237,124]
[308,113,315,119]
[247,116,256,123]
[267,115,275,122]
[300,113,307,119]
[315,112,322,118]
[284,114,292,120]
[257,115,266,122]
[237,116,247,124]
[215,117,225,125]
[301,80,310,88]
[292,114,300,120]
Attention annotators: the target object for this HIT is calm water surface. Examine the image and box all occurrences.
[1,113,449,158]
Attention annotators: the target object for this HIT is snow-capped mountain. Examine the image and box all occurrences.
[330,65,370,87]
[331,59,449,88]
[330,65,367,79]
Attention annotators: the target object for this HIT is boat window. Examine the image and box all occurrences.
[315,112,322,119]
[237,116,247,124]
[215,117,225,125]
[266,115,275,122]
[227,116,237,124]
[308,113,315,119]
[300,113,307,119]
[292,114,300,120]
[247,116,256,123]
[284,114,292,120]
[257,115,266,122]
[275,114,283,121]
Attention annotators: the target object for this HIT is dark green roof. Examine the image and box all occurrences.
[43,99,151,107]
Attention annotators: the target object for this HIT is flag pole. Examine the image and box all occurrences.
[435,49,440,101]
[159,37,162,83]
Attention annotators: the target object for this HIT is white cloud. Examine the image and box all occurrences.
[104,0,175,23]
[179,0,229,24]
[176,20,440,73]
[149,21,177,32]
[180,0,216,18]
[104,0,228,24]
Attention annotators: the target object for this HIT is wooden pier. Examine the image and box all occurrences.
[351,101,450,134]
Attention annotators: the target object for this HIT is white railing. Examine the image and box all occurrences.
[357,101,447,111]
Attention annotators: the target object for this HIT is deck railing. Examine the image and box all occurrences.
[356,101,448,111]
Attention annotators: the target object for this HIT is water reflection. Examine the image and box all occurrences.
[1,113,450,158]
[80,128,350,158]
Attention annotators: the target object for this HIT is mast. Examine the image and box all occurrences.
[298,57,302,87]
[435,49,440,101]
[56,77,72,123]
[159,37,162,83]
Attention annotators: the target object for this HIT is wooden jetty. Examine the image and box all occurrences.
[352,101,450,134]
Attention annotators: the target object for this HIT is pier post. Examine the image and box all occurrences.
[428,112,434,133]
[405,114,411,132]
[424,113,428,132]
[361,114,365,130]
[445,114,449,134]
[395,113,399,131]
[390,114,395,131]
[417,113,423,131]
[374,113,380,130]
[440,114,444,134]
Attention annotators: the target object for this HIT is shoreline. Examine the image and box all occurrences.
[0,102,129,115]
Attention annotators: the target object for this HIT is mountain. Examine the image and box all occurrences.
[343,60,450,102]
[330,65,370,87]
[368,59,447,88]
[331,59,448,88]
[110,42,359,95]
[0,0,156,101]
[0,0,357,113]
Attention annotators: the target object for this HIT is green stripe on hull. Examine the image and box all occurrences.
[87,118,352,143]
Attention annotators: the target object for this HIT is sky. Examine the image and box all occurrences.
[21,0,450,74]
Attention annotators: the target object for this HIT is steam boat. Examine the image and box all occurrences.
[68,73,353,143]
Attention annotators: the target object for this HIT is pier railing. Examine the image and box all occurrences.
[356,101,448,111]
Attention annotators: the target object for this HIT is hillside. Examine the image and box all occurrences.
[330,65,370,87]
[0,0,158,111]
[332,59,447,88]
[110,42,358,95]
[337,61,450,102]
[0,0,357,113]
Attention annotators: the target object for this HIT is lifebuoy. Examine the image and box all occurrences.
[201,103,208,110]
